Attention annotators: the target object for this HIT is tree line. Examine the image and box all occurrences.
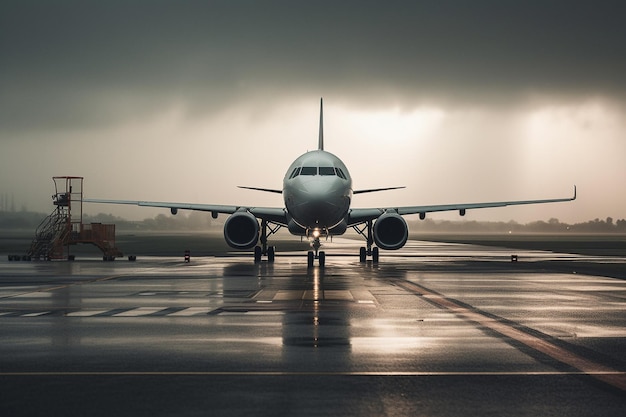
[407,217,626,233]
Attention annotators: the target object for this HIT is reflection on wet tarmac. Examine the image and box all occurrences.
[281,266,352,348]
[1,239,626,416]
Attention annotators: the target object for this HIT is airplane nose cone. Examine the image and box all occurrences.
[303,181,329,199]
[295,178,348,227]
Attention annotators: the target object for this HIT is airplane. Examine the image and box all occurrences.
[84,99,576,267]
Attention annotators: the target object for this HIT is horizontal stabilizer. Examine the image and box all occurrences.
[354,186,406,194]
[238,186,283,194]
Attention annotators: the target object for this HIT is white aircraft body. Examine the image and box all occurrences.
[85,99,576,267]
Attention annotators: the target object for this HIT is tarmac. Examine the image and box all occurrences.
[1,238,626,416]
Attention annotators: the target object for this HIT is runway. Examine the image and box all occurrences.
[1,238,626,416]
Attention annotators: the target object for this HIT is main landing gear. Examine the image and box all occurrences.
[254,219,280,263]
[252,219,378,267]
[353,219,380,263]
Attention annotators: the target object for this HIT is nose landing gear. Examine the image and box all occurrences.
[307,235,326,268]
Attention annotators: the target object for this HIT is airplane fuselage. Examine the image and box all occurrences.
[283,150,352,235]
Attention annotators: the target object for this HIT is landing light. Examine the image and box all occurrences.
[312,229,321,238]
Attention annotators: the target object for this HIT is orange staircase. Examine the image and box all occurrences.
[27,177,123,260]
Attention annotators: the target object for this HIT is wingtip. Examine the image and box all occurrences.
[572,185,577,200]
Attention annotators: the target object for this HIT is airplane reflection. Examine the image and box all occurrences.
[281,266,352,350]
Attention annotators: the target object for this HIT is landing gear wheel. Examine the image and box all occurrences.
[254,246,262,263]
[359,247,366,263]
[267,246,275,263]
[307,251,314,268]
[372,247,379,263]
[319,251,326,267]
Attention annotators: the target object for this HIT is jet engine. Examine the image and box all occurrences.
[373,212,408,250]
[288,219,306,235]
[329,220,347,235]
[224,211,260,249]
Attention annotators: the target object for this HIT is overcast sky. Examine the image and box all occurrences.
[1,0,625,223]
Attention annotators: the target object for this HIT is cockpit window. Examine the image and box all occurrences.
[292,165,347,178]
[289,167,301,179]
[300,166,317,176]
[319,166,335,176]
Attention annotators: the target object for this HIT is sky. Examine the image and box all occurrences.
[1,0,625,224]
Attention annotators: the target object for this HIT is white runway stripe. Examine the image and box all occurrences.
[66,310,113,317]
[21,311,51,317]
[113,307,168,317]
[3,307,215,317]
[167,307,212,316]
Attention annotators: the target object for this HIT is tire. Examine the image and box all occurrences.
[359,247,366,263]
[319,251,325,267]
[254,246,262,263]
[372,247,379,263]
[268,246,275,263]
[307,251,314,268]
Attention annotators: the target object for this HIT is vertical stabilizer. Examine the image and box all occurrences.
[318,98,324,150]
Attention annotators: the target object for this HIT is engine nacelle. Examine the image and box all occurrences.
[329,220,347,235]
[373,212,408,250]
[288,219,307,235]
[224,211,260,249]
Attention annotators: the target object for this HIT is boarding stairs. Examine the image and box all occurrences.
[27,207,71,260]
[25,177,123,261]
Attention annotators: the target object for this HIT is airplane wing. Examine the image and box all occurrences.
[83,198,289,225]
[347,186,577,226]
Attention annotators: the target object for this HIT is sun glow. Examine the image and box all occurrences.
[523,100,618,143]
[339,106,446,143]
[519,100,621,176]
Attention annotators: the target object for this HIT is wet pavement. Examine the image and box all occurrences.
[1,239,626,416]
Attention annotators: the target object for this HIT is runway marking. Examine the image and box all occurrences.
[166,307,212,316]
[66,310,110,317]
[0,274,130,300]
[2,307,217,317]
[273,290,357,301]
[274,290,301,301]
[112,307,168,317]
[324,290,354,301]
[2,370,626,377]
[20,311,51,317]
[394,279,626,392]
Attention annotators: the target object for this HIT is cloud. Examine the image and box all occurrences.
[2,1,625,132]
[1,1,625,223]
